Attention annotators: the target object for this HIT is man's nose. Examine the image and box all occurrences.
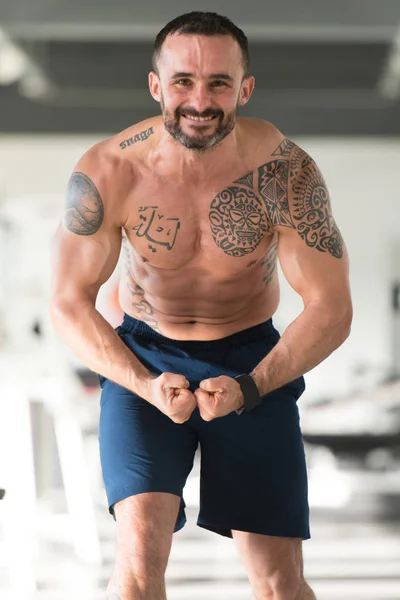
[190,84,212,112]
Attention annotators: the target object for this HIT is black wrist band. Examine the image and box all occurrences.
[234,374,262,415]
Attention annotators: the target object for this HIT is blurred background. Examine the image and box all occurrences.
[0,1,400,599]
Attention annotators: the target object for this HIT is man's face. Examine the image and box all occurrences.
[152,34,251,152]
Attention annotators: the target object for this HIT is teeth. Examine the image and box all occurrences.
[184,115,214,122]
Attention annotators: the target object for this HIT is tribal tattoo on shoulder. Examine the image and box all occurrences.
[261,139,343,258]
[64,172,104,235]
[208,138,343,259]
[122,234,162,333]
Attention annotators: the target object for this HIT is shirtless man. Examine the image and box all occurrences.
[50,11,352,600]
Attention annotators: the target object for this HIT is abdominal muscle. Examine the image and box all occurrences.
[118,270,280,341]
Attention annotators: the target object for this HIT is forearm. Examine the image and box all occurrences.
[251,301,352,396]
[50,299,153,399]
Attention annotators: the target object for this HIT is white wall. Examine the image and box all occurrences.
[0,134,398,401]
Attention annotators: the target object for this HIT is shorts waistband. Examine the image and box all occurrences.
[119,313,276,350]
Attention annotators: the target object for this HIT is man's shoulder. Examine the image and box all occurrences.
[85,116,159,162]
[238,118,290,157]
[116,117,160,151]
[73,117,161,195]
[239,117,280,134]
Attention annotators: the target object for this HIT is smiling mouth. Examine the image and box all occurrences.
[181,114,217,123]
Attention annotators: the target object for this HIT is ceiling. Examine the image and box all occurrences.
[1,0,400,136]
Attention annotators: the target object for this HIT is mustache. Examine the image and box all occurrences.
[176,107,224,119]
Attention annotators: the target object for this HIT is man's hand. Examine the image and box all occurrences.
[146,373,197,424]
[194,376,244,421]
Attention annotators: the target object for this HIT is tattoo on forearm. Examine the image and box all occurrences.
[260,238,278,286]
[120,127,154,150]
[132,206,180,252]
[64,172,104,235]
[209,186,269,257]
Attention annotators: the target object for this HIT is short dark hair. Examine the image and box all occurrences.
[153,12,250,75]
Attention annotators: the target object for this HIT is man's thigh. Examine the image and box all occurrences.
[196,390,310,540]
[99,379,198,531]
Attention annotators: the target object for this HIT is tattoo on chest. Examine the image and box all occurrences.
[64,172,104,235]
[209,138,343,259]
[132,206,180,252]
[209,186,269,257]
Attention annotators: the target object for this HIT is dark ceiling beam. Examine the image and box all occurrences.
[25,86,392,112]
[3,23,397,43]
[0,84,399,136]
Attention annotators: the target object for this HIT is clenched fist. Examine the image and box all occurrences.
[194,375,244,421]
[146,372,197,424]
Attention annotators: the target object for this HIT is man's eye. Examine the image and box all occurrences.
[211,81,226,87]
[176,79,191,85]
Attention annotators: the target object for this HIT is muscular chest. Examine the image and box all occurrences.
[123,174,274,272]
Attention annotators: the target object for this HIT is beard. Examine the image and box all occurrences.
[161,95,237,153]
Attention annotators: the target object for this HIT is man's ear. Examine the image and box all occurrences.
[238,75,255,107]
[149,71,161,102]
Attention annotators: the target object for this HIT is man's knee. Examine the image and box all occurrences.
[254,574,315,600]
[262,568,302,600]
[112,492,179,578]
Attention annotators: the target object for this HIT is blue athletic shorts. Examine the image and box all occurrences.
[98,314,310,540]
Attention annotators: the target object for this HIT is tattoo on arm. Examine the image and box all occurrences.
[64,172,104,236]
[291,153,343,258]
[132,206,180,252]
[260,139,344,259]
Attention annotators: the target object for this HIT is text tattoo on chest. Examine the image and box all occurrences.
[133,206,180,252]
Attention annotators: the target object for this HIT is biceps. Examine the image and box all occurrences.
[51,224,122,303]
[277,226,350,303]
